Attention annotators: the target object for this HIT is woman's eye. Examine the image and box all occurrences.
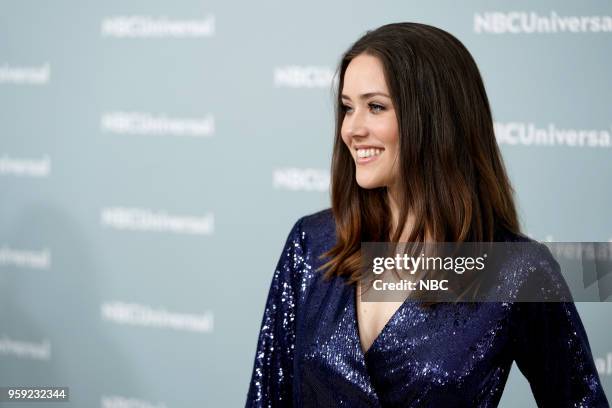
[370,103,384,113]
[341,104,385,114]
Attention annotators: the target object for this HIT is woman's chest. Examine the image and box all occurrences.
[355,287,406,355]
[294,279,515,405]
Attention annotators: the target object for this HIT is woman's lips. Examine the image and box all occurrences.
[357,155,379,165]
[356,150,383,165]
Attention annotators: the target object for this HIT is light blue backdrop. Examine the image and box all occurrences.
[1,0,610,406]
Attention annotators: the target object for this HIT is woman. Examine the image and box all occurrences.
[245,22,609,407]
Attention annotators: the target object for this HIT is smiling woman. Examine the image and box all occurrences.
[340,55,399,190]
[245,22,609,408]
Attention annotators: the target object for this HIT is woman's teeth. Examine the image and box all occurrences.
[357,148,383,158]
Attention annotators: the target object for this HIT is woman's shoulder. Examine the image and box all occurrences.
[294,207,335,240]
[494,225,552,262]
[493,224,534,243]
[492,226,572,302]
[290,207,336,259]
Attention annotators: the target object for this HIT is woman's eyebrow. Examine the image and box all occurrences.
[341,92,390,100]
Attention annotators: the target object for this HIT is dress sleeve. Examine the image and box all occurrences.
[510,245,610,407]
[245,217,306,408]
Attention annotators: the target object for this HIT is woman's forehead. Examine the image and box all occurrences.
[343,54,388,93]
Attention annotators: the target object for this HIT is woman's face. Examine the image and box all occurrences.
[341,53,400,190]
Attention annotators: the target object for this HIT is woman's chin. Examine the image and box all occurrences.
[355,177,383,190]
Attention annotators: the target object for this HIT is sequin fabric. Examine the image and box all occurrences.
[245,208,609,407]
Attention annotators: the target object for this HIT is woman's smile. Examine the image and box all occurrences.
[356,147,384,164]
[341,53,399,189]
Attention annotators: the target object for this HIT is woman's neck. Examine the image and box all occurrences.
[387,187,415,242]
[387,185,431,242]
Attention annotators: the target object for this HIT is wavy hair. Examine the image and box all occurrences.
[317,22,521,287]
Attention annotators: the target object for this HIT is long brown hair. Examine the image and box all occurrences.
[317,22,521,286]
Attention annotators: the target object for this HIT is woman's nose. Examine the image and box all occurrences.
[344,110,369,138]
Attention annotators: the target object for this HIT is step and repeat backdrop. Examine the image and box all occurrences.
[1,0,611,406]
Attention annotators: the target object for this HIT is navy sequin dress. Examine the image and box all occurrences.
[245,208,609,407]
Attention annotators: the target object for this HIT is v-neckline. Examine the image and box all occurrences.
[352,281,409,357]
